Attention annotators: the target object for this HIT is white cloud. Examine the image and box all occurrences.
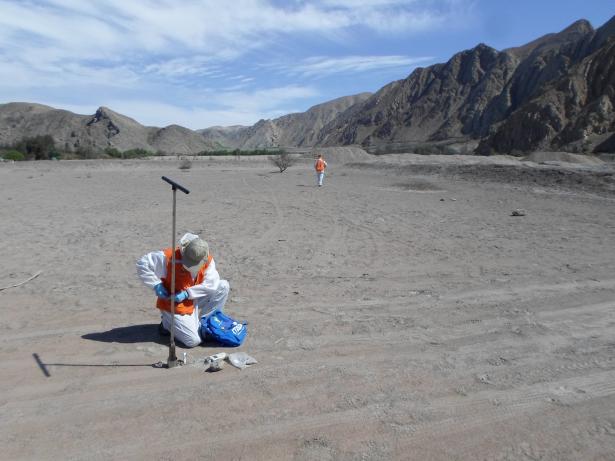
[313,0,473,33]
[360,9,443,32]
[284,55,433,77]
[0,2,126,60]
[0,56,140,89]
[143,58,223,79]
[219,85,318,111]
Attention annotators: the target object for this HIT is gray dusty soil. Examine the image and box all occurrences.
[1,153,615,460]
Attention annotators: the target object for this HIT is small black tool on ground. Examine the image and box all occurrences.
[161,176,190,368]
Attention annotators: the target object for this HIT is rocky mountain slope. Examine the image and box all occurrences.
[476,19,615,154]
[199,93,371,149]
[0,103,217,155]
[317,16,615,154]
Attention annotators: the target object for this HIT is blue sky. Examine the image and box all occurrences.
[0,0,612,129]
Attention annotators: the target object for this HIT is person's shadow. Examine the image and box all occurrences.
[82,324,168,346]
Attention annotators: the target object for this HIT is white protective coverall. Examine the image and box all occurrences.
[136,233,230,347]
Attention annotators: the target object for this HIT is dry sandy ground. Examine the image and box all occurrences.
[1,152,615,460]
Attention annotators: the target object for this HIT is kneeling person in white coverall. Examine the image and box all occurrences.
[136,233,230,348]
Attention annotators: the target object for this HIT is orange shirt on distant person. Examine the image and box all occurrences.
[315,157,327,172]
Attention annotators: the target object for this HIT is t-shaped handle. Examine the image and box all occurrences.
[162,176,190,194]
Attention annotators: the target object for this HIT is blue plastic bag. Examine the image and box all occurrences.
[200,310,247,347]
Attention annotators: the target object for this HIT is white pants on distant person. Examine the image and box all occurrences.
[316,172,325,186]
[160,280,230,348]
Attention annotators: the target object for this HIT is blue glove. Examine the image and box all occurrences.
[174,290,189,303]
[154,283,169,299]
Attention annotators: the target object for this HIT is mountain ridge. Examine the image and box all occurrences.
[316,15,615,154]
[199,92,372,149]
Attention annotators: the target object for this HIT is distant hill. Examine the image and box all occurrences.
[199,93,372,149]
[0,103,217,155]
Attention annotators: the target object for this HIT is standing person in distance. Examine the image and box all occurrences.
[136,233,230,347]
[314,153,328,187]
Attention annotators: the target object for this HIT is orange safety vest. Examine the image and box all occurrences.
[315,158,326,172]
[156,247,213,315]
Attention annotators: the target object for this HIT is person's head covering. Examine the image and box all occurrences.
[180,235,209,268]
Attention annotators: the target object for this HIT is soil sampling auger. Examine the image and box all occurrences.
[161,176,190,368]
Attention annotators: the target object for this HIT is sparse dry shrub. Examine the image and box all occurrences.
[269,151,295,173]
